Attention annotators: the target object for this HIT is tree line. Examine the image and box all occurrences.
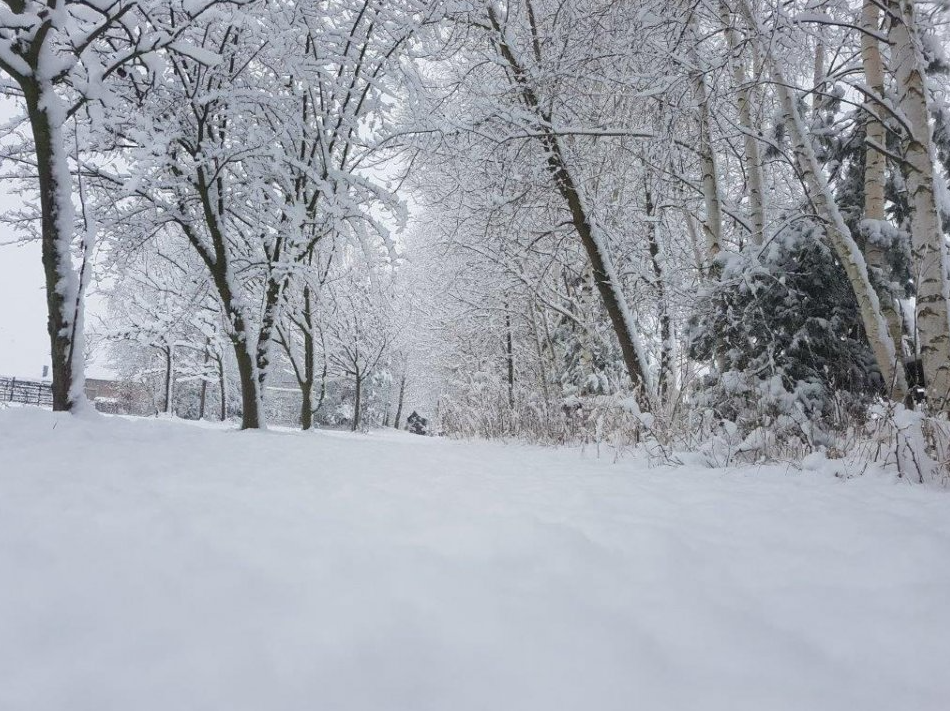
[2,1,949,461]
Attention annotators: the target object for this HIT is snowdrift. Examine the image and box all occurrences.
[1,408,948,710]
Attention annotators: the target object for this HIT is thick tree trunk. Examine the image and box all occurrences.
[25,84,85,412]
[889,0,950,409]
[257,274,283,391]
[299,375,314,430]
[231,332,262,430]
[738,0,907,399]
[205,256,264,429]
[300,378,313,431]
[209,272,262,429]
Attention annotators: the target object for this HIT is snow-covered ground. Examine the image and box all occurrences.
[1,407,949,710]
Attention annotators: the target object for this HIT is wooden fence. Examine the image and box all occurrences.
[0,377,54,408]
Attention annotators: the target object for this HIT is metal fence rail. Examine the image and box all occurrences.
[0,377,53,407]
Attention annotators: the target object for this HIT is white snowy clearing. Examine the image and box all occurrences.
[1,408,949,711]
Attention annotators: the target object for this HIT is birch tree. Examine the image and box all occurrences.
[858,0,905,355]
[888,0,950,409]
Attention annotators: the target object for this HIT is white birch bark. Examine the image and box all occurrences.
[860,0,905,355]
[719,1,767,244]
[889,0,950,409]
[685,7,723,261]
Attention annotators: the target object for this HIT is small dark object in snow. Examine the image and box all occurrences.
[407,411,428,436]
[904,357,927,404]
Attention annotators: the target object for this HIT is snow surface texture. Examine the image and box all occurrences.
[1,408,949,710]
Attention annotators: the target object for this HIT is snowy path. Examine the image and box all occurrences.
[1,408,949,710]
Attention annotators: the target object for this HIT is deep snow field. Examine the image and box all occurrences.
[1,407,949,710]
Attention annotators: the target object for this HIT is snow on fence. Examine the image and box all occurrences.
[0,377,53,408]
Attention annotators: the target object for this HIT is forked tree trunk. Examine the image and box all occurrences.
[275,284,318,431]
[889,0,950,410]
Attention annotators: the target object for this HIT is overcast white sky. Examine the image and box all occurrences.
[0,235,49,380]
[0,95,44,378]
